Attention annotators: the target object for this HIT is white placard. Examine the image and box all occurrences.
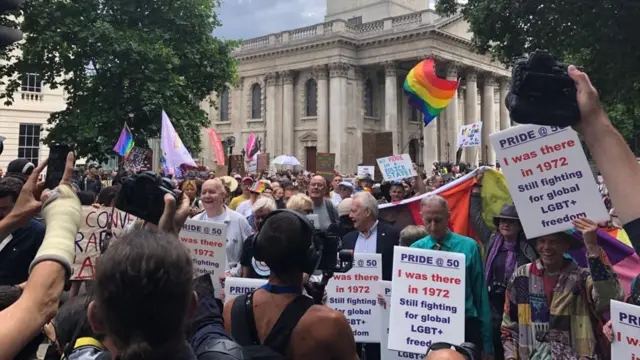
[327,253,382,343]
[611,300,640,359]
[358,165,375,178]
[224,277,268,304]
[380,281,423,360]
[376,154,417,182]
[490,125,608,238]
[388,246,465,353]
[306,214,320,229]
[180,219,228,298]
[457,122,483,148]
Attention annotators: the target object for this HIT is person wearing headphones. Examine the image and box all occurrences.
[223,210,358,360]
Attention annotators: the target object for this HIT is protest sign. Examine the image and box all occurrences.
[388,246,465,353]
[224,277,268,304]
[179,219,228,297]
[380,281,423,360]
[376,154,417,182]
[611,300,640,360]
[327,253,382,343]
[316,153,336,182]
[73,206,137,280]
[122,147,153,171]
[457,122,483,148]
[358,165,375,178]
[257,153,269,172]
[490,125,609,238]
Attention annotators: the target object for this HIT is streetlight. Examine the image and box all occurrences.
[224,136,235,176]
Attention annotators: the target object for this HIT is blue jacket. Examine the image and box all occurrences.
[0,219,45,285]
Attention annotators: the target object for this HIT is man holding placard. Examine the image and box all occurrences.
[410,195,492,359]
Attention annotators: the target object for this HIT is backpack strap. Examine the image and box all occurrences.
[231,293,259,346]
[263,295,315,354]
[324,199,338,224]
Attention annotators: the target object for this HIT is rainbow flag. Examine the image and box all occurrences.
[113,124,134,157]
[403,58,459,126]
[379,168,640,295]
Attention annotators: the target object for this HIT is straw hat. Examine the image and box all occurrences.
[219,176,238,193]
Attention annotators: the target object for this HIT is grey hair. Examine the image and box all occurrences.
[399,225,429,247]
[353,191,378,219]
[252,195,277,214]
[420,194,449,213]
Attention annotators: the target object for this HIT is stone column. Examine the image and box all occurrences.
[281,71,295,156]
[384,61,399,154]
[499,78,510,131]
[423,118,439,173]
[329,62,349,167]
[314,65,329,153]
[464,69,478,164]
[265,72,277,155]
[445,63,459,163]
[481,75,496,165]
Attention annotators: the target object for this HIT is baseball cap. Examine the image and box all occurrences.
[242,176,254,184]
[338,181,354,190]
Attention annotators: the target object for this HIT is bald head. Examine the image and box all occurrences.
[425,348,466,360]
[203,178,225,193]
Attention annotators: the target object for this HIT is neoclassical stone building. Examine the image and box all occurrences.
[201,0,511,173]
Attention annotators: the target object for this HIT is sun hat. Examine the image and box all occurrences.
[219,176,239,193]
[493,204,520,228]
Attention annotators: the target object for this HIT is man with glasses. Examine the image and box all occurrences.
[308,175,338,230]
[411,195,493,360]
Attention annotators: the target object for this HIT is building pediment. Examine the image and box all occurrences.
[435,14,472,41]
[299,132,317,142]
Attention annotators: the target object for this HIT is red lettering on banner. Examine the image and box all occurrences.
[76,257,95,280]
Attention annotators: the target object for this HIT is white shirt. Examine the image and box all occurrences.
[354,221,379,254]
[192,207,252,277]
[331,191,342,206]
[236,199,253,218]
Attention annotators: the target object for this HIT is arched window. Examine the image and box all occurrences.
[364,79,375,117]
[219,89,229,121]
[251,84,262,119]
[305,79,317,117]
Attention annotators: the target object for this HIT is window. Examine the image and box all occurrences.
[18,124,41,166]
[348,16,362,25]
[410,107,421,123]
[305,79,317,117]
[364,79,375,117]
[251,84,262,119]
[21,73,42,93]
[219,89,229,121]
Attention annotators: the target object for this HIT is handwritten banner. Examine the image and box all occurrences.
[388,246,465,353]
[224,277,268,304]
[72,206,137,280]
[316,152,336,182]
[327,253,382,343]
[611,300,640,360]
[380,281,423,360]
[376,154,417,182]
[179,219,228,297]
[490,125,608,238]
[457,122,483,148]
[122,147,153,171]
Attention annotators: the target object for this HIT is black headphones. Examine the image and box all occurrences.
[252,209,321,275]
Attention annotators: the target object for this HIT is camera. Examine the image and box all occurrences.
[506,50,580,127]
[115,171,177,225]
[313,229,353,273]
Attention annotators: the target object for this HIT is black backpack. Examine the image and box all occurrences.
[231,291,314,360]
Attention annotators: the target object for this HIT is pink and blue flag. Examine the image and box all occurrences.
[160,110,197,169]
[113,124,135,157]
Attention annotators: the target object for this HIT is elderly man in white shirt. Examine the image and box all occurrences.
[191,178,252,277]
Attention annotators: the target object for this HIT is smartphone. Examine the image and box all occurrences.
[45,145,71,190]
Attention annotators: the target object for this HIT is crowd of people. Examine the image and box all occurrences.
[0,64,639,360]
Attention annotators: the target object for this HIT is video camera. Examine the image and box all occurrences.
[313,229,353,273]
[506,50,580,128]
[115,171,177,225]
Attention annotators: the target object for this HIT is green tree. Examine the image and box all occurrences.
[436,0,640,151]
[2,0,237,161]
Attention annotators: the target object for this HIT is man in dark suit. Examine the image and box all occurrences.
[342,192,399,360]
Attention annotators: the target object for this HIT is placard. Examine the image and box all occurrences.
[224,277,268,304]
[72,206,137,280]
[327,253,382,343]
[316,152,336,182]
[376,154,417,182]
[122,147,153,171]
[388,246,465,353]
[611,300,640,360]
[257,153,269,173]
[380,281,423,360]
[179,219,228,297]
[358,166,375,178]
[490,125,609,238]
[457,122,483,148]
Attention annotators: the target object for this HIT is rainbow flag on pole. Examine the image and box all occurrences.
[113,123,135,157]
[403,58,459,126]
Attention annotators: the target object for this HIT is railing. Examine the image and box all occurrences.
[21,92,44,101]
[233,9,441,54]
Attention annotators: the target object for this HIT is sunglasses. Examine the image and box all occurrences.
[426,342,476,360]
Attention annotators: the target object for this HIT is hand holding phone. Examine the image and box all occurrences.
[45,145,72,190]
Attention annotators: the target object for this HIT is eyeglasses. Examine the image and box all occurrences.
[426,342,476,360]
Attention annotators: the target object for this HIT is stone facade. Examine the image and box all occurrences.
[202,0,511,173]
